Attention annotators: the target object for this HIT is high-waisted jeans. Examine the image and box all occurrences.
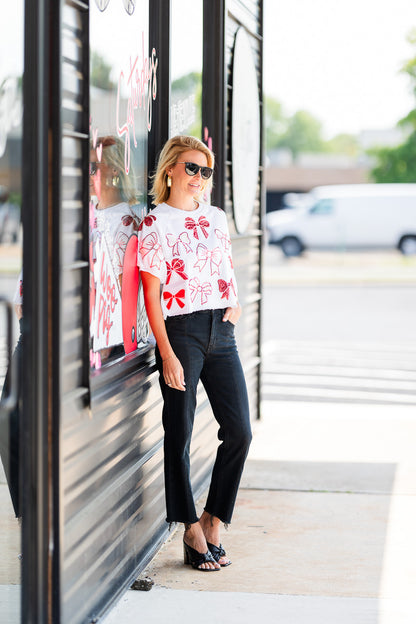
[156,309,252,525]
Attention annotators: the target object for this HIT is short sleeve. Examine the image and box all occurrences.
[137,226,167,283]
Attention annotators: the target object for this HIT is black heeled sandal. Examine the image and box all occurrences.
[183,540,220,571]
[207,542,232,567]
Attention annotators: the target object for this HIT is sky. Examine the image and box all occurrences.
[2,0,414,142]
[263,0,416,138]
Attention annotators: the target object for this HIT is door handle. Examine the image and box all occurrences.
[0,296,18,411]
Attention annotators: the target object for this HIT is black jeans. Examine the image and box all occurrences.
[156,309,252,526]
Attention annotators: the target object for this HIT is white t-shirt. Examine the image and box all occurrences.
[92,201,140,281]
[137,202,238,318]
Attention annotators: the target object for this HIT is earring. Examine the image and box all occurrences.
[112,175,120,188]
[167,175,172,188]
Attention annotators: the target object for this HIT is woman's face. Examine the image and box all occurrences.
[89,149,115,196]
[167,150,209,199]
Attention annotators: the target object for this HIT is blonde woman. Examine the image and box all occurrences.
[138,135,251,571]
[89,136,140,362]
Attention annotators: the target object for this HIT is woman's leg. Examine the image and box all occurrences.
[156,314,206,525]
[200,312,252,525]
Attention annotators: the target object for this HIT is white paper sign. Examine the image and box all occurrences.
[92,237,123,351]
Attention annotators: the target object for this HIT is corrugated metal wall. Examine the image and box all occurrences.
[225,0,263,422]
[57,1,263,622]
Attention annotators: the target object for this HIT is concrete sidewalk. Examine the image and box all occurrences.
[103,398,416,624]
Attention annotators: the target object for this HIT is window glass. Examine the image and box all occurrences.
[310,199,334,215]
[170,0,203,138]
[90,0,157,368]
[0,2,24,620]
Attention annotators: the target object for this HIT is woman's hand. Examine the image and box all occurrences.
[163,354,186,391]
[222,302,242,325]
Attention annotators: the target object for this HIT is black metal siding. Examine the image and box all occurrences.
[225,0,263,421]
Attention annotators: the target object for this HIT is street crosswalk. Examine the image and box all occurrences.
[262,340,416,405]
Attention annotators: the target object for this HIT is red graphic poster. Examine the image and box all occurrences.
[91,237,123,351]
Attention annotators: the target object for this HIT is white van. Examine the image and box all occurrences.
[266,184,416,256]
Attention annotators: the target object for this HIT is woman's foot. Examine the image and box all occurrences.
[183,522,220,571]
[199,511,231,566]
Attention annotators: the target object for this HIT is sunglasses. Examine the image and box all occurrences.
[89,162,100,176]
[176,161,213,180]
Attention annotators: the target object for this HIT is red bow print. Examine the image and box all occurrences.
[218,278,236,300]
[166,259,188,284]
[185,215,210,239]
[163,289,186,310]
[189,277,212,304]
[166,231,192,256]
[139,232,164,269]
[138,214,156,231]
[214,228,231,251]
[193,244,222,275]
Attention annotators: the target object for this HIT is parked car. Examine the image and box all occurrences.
[265,184,416,256]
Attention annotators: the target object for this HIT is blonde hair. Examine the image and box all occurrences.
[97,136,137,205]
[150,135,215,205]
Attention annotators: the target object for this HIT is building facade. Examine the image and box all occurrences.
[0,1,264,622]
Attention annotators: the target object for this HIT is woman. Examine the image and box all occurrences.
[138,135,252,571]
[89,135,140,362]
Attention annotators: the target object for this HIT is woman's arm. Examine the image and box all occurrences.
[141,271,186,391]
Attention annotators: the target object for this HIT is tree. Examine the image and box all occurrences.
[325,133,359,158]
[265,95,359,159]
[370,29,416,183]
[90,51,115,90]
[278,110,325,161]
[264,96,288,152]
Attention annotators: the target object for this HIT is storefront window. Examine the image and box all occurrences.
[89,0,157,368]
[0,2,24,621]
[170,0,203,138]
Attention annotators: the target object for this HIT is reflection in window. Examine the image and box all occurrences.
[90,0,157,368]
[170,0,203,138]
[0,1,24,619]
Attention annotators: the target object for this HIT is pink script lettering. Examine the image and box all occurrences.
[97,247,118,345]
[116,32,158,173]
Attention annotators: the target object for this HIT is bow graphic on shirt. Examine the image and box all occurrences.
[218,278,236,300]
[214,228,231,251]
[185,215,210,239]
[189,277,212,305]
[166,259,188,284]
[163,289,186,310]
[166,231,192,256]
[139,232,164,269]
[193,244,222,275]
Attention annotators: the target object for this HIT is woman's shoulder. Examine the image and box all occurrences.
[199,202,225,217]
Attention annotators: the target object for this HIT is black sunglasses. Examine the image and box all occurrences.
[176,161,213,180]
[89,162,99,176]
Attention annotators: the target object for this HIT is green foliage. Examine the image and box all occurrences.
[369,132,416,183]
[90,51,115,90]
[264,96,287,152]
[278,110,325,161]
[265,95,357,159]
[325,133,359,157]
[171,72,201,94]
[370,28,416,182]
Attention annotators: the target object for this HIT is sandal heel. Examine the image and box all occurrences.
[182,540,220,571]
[183,542,190,565]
